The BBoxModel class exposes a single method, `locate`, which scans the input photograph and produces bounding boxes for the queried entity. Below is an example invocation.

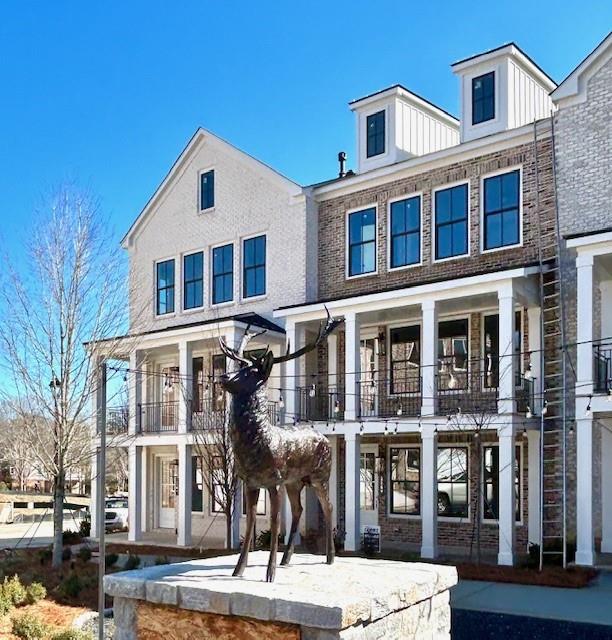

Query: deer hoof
[280,552,292,566]
[266,566,276,582]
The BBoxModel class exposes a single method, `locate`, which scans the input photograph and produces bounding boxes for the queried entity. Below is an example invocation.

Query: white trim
[480,165,524,254]
[386,442,422,520]
[346,203,379,280]
[432,180,471,264]
[197,166,216,214]
[387,192,423,272]
[154,255,178,319]
[240,231,268,302]
[210,240,235,307]
[566,231,612,251]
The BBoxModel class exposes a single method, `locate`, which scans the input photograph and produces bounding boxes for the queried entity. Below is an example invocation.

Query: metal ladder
[533,116,568,568]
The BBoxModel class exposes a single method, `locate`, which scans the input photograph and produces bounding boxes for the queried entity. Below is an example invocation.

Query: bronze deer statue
[218,310,343,582]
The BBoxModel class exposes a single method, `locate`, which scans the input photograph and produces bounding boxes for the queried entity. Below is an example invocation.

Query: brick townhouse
[91,34,611,567]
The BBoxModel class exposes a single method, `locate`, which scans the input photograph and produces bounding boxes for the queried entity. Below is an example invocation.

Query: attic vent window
[472,71,495,125]
[366,110,385,158]
[200,169,215,210]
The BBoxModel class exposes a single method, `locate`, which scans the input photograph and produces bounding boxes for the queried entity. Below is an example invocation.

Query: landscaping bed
[455,562,598,588]
[105,542,234,559]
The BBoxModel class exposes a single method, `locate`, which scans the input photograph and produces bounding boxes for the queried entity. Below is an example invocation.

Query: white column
[328,333,338,417]
[129,350,143,435]
[284,322,304,424]
[141,447,148,534]
[344,312,361,422]
[344,430,361,551]
[498,426,516,565]
[90,445,98,539]
[178,341,193,434]
[329,435,338,530]
[230,480,242,549]
[576,417,594,565]
[127,445,142,542]
[526,430,541,548]
[177,443,192,547]
[527,307,542,414]
[576,255,595,390]
[498,285,516,415]
[421,300,438,417]
[601,425,612,553]
[421,427,438,558]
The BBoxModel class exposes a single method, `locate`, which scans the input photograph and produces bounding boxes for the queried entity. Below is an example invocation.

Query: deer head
[218,308,343,396]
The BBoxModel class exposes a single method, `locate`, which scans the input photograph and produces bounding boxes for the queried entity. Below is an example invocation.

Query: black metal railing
[516,376,536,415]
[138,401,179,433]
[594,344,612,393]
[191,396,280,430]
[436,363,498,414]
[358,376,421,419]
[104,407,128,435]
[296,386,344,422]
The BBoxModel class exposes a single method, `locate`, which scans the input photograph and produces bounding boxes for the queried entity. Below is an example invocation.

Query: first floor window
[243,235,266,298]
[483,169,520,250]
[390,448,420,515]
[435,184,468,260]
[360,451,376,511]
[437,447,468,518]
[348,207,376,276]
[390,326,420,394]
[212,243,233,304]
[390,195,421,268]
[191,457,203,512]
[156,259,175,315]
[183,251,203,310]
[483,445,521,521]
[200,169,214,210]
[210,455,224,513]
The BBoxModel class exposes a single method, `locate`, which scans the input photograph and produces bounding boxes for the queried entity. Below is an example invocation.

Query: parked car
[105,497,128,532]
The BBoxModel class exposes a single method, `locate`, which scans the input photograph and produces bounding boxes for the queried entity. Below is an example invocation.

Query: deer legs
[266,486,281,582]
[233,487,259,577]
[280,483,303,566]
[313,482,335,565]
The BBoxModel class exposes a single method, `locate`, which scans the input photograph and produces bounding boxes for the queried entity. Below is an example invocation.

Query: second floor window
[472,71,495,125]
[435,184,468,260]
[156,259,175,315]
[390,195,421,268]
[183,251,203,310]
[243,235,266,298]
[366,110,385,158]
[212,243,233,304]
[200,169,215,210]
[483,169,520,250]
[348,208,376,277]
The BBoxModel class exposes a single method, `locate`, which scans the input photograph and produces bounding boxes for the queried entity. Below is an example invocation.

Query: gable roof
[121,127,302,248]
[551,32,612,104]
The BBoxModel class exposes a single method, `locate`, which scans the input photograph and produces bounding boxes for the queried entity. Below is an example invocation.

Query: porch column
[127,444,143,542]
[344,429,361,551]
[498,285,516,415]
[421,300,438,417]
[344,312,361,422]
[576,254,595,390]
[230,480,242,549]
[128,350,144,435]
[177,443,192,547]
[329,435,338,530]
[90,444,99,539]
[526,429,541,548]
[328,333,338,418]
[498,425,516,565]
[284,322,304,424]
[601,425,612,553]
[527,307,542,414]
[141,447,148,534]
[178,340,193,434]
[421,427,438,558]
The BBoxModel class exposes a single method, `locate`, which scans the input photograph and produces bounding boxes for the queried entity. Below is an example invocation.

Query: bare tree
[0,183,136,567]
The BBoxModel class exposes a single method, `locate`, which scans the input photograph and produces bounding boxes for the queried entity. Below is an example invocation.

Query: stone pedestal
[105,551,457,639]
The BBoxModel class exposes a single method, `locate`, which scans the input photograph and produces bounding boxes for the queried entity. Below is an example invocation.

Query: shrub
[3,575,27,606]
[79,518,91,538]
[124,554,140,570]
[0,481,8,491]
[61,547,72,562]
[77,547,92,562]
[37,548,52,565]
[255,529,283,550]
[50,629,93,640]
[58,574,82,599]
[62,530,81,545]
[105,553,118,567]
[11,613,48,640]
[0,588,13,616]
[25,582,46,604]
[154,556,169,566]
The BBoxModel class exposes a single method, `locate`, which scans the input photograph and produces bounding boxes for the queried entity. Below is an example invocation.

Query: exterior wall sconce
[378,329,386,356]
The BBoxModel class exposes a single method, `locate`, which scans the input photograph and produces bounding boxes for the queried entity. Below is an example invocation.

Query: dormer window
[200,169,215,210]
[366,110,385,158]
[472,72,495,125]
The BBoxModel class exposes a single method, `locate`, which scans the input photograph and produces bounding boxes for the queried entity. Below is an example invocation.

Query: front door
[360,444,378,528]
[158,456,178,529]
[360,337,378,417]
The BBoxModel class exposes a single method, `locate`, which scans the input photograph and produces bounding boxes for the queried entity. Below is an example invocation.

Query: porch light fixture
[542,400,548,416]
[395,422,399,434]
[383,423,388,437]
[217,390,224,402]
[448,372,458,390]
[278,393,284,409]
[585,395,592,417]
[396,405,403,416]
[378,329,386,356]
[569,423,575,435]
[334,400,340,414]
[525,406,533,419]
[524,356,533,380]
[309,383,316,398]
[360,422,364,433]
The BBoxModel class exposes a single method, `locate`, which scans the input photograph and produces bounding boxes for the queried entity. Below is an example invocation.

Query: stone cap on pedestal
[104,552,457,632]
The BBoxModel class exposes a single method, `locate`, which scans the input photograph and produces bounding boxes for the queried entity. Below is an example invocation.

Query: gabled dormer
[349,85,460,174]
[452,43,557,143]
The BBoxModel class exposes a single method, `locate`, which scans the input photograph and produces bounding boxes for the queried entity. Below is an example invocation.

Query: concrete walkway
[451,572,612,627]
[0,515,84,549]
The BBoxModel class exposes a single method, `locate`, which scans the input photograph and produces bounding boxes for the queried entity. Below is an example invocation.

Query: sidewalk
[451,572,612,627]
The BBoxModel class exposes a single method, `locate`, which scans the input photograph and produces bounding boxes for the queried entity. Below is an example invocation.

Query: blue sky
[0,1,610,254]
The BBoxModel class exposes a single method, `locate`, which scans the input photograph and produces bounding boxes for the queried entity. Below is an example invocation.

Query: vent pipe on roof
[338,151,347,178]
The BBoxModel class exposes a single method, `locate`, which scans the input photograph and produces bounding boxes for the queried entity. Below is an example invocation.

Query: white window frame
[198,166,216,213]
[480,165,523,254]
[432,180,471,264]
[181,249,206,314]
[346,203,378,280]
[210,240,235,308]
[387,191,423,272]
[240,231,268,302]
[386,443,422,520]
[154,255,178,318]
[481,441,524,526]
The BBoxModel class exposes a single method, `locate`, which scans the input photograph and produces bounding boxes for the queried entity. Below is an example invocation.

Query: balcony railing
[296,386,344,422]
[358,376,421,419]
[594,344,612,393]
[138,401,179,433]
[104,407,129,435]
[516,376,536,415]
[191,397,280,430]
[436,363,498,414]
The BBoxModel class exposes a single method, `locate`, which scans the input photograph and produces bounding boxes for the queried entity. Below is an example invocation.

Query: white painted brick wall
[127,133,315,333]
